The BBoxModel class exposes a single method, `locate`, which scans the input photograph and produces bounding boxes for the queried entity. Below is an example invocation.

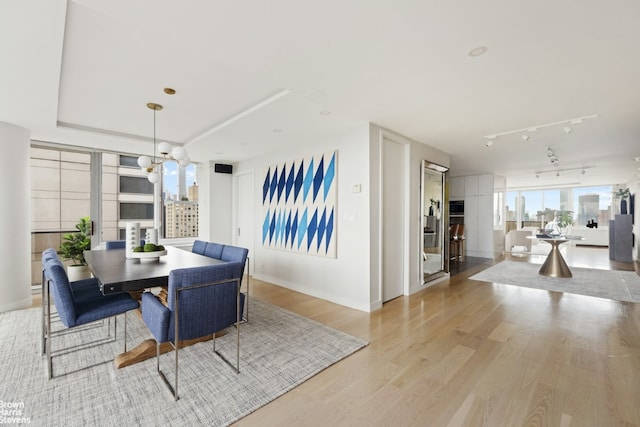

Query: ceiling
[3,0,640,189]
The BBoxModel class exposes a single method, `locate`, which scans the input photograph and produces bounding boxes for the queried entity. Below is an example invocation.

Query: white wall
[236,124,372,311]
[0,122,32,312]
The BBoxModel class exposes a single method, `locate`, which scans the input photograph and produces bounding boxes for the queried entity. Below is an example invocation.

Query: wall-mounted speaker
[214,163,233,174]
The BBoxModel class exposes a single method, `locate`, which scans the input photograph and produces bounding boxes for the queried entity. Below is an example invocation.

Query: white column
[0,122,32,312]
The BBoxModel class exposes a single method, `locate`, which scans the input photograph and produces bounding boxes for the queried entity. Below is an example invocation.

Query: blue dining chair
[105,240,144,250]
[203,242,224,259]
[191,239,207,255]
[220,245,250,321]
[40,249,104,355]
[44,257,140,379]
[141,263,244,400]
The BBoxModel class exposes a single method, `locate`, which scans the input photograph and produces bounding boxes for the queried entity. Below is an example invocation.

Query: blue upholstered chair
[141,263,245,400]
[40,249,104,355]
[191,239,208,255]
[105,240,144,250]
[220,245,250,321]
[203,242,224,259]
[43,256,139,379]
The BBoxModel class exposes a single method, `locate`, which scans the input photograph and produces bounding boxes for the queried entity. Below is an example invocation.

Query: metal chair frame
[156,277,241,401]
[44,276,130,379]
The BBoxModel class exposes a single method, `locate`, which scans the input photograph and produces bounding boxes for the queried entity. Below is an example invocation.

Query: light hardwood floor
[235,247,640,427]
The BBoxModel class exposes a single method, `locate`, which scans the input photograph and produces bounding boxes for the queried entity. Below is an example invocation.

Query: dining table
[84,245,226,295]
[84,245,228,368]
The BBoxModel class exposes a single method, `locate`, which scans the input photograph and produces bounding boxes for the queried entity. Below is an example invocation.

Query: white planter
[67,265,92,282]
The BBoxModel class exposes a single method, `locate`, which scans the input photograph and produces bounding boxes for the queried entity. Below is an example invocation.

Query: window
[31,145,200,287]
[30,146,92,285]
[572,186,612,227]
[161,161,199,238]
[119,176,154,194]
[505,185,613,232]
[120,202,154,220]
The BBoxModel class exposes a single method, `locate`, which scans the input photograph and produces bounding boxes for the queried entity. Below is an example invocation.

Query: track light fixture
[483,114,597,147]
[546,146,559,167]
[534,165,595,178]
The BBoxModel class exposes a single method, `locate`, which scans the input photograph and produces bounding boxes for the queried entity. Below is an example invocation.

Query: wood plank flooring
[235,247,640,426]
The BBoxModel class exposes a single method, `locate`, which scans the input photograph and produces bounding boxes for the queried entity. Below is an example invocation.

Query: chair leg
[244,258,250,322]
[123,312,127,353]
[156,340,178,400]
[41,270,46,355]
[46,281,52,380]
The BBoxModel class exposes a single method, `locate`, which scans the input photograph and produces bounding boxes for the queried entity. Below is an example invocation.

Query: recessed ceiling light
[563,126,572,134]
[164,88,176,95]
[468,46,488,57]
[521,135,530,141]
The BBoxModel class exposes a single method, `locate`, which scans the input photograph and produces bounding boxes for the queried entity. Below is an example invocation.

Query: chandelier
[137,102,190,184]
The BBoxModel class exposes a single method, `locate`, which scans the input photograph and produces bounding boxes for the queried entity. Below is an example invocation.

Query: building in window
[164,200,199,238]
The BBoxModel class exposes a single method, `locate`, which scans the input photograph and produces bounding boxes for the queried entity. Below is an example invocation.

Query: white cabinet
[464,195,479,252]
[464,175,478,197]
[450,177,465,200]
[477,195,494,251]
[478,174,494,195]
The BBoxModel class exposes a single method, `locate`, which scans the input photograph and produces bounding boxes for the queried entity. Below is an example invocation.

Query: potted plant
[613,187,631,214]
[556,211,574,236]
[58,216,92,281]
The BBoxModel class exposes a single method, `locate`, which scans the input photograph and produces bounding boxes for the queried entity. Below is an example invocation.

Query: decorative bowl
[130,250,167,262]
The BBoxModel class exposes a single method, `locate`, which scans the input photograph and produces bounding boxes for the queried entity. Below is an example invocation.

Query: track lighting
[482,114,597,147]
[534,166,594,178]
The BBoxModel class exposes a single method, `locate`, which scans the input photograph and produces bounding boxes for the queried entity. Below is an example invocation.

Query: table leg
[539,241,572,278]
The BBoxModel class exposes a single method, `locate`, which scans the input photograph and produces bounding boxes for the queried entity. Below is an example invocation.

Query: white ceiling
[3,0,640,189]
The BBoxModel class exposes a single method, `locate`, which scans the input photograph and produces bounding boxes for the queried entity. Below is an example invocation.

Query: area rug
[0,298,367,426]
[470,261,640,303]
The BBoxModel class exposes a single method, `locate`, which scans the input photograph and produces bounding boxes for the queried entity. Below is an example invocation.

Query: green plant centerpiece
[58,216,91,266]
[131,242,166,263]
[555,211,574,236]
[133,243,165,253]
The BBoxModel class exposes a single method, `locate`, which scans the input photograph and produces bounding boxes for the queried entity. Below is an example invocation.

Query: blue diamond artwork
[262,150,337,257]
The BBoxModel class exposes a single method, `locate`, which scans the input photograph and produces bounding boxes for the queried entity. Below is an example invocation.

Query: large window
[30,146,91,285]
[506,185,612,232]
[572,186,612,227]
[31,145,199,286]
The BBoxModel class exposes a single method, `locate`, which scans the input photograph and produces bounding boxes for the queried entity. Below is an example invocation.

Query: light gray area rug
[470,261,640,303]
[0,299,367,426]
